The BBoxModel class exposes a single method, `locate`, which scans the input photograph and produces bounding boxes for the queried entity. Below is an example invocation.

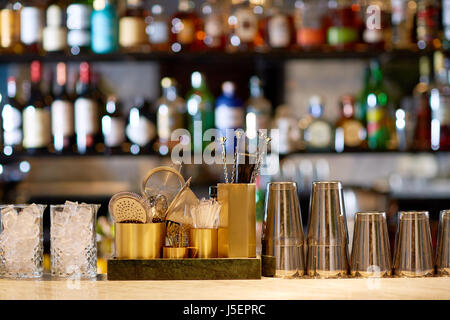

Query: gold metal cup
[163,247,189,259]
[217,183,256,258]
[189,228,218,258]
[350,212,392,278]
[114,222,165,259]
[436,210,450,276]
[393,211,434,277]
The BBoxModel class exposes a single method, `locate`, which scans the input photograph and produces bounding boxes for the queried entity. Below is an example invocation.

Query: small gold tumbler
[163,247,189,259]
[393,211,434,277]
[115,222,165,259]
[436,210,450,276]
[306,181,349,278]
[190,228,218,258]
[217,183,256,258]
[350,212,392,277]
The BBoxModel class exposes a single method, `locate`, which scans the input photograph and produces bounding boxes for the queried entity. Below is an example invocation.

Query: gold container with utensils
[114,222,165,259]
[306,181,349,278]
[393,211,434,277]
[189,228,218,258]
[350,212,392,278]
[217,183,256,258]
[436,210,450,276]
[163,247,189,259]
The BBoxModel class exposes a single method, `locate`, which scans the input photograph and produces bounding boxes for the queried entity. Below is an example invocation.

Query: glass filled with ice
[0,204,46,278]
[50,202,100,279]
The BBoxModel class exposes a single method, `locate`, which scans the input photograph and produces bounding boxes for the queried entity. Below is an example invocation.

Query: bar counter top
[0,276,449,300]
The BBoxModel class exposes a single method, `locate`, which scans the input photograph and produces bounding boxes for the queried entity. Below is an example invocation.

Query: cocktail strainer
[108,192,148,223]
[141,166,185,205]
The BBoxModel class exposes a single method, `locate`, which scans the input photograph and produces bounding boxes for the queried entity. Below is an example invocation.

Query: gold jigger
[190,228,218,258]
[217,183,256,258]
[436,210,450,276]
[350,212,392,278]
[163,247,189,259]
[393,211,434,277]
[306,181,349,278]
[115,222,165,259]
[262,182,305,278]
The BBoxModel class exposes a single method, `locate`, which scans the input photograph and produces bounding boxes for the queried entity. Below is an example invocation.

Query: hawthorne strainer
[141,166,185,205]
[108,192,148,223]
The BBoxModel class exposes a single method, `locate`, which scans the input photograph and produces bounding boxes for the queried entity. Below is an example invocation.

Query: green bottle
[356,66,372,125]
[186,71,215,153]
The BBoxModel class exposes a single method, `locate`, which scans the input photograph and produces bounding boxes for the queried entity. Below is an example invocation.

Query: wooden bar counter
[0,276,449,300]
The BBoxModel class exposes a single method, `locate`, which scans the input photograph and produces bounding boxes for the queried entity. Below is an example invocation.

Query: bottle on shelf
[74,62,100,154]
[335,95,366,152]
[356,66,372,125]
[201,0,227,50]
[327,0,359,49]
[0,2,23,54]
[119,0,149,52]
[1,76,23,155]
[361,0,391,50]
[126,96,157,155]
[294,0,327,49]
[444,0,450,49]
[91,0,119,54]
[170,0,204,52]
[416,0,440,50]
[303,95,334,151]
[43,1,68,53]
[245,76,272,142]
[51,62,74,154]
[215,81,244,133]
[273,104,300,154]
[146,1,170,51]
[67,0,93,55]
[156,77,186,155]
[391,0,416,49]
[102,95,126,154]
[186,71,214,154]
[412,55,432,150]
[20,1,45,54]
[429,52,450,151]
[265,0,296,49]
[23,61,51,153]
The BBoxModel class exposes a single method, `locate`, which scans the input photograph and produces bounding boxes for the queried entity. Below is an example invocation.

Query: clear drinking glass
[50,203,100,279]
[0,204,46,278]
[436,210,450,276]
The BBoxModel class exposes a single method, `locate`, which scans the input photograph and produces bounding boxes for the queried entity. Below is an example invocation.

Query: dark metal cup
[436,210,450,276]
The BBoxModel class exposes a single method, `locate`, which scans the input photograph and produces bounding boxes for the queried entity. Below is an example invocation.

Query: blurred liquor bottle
[429,51,450,150]
[201,0,227,50]
[146,1,170,51]
[327,0,359,49]
[443,0,450,49]
[303,95,334,151]
[91,0,119,54]
[119,0,149,52]
[356,66,371,125]
[413,55,432,150]
[265,0,296,49]
[0,2,23,54]
[362,0,392,50]
[416,0,440,49]
[273,104,300,154]
[391,0,416,49]
[102,95,126,155]
[20,1,45,54]
[186,72,215,154]
[245,76,272,143]
[51,62,74,154]
[156,77,187,155]
[1,76,23,155]
[67,0,93,55]
[295,0,327,49]
[23,61,51,153]
[126,97,157,155]
[170,0,204,52]
[335,95,367,151]
[43,1,68,53]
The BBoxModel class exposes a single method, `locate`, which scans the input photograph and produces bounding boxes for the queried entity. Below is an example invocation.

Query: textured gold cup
[163,247,189,259]
[393,211,434,277]
[217,183,256,258]
[189,228,218,258]
[436,210,450,276]
[262,182,305,278]
[350,212,392,278]
[306,181,349,278]
[114,222,165,259]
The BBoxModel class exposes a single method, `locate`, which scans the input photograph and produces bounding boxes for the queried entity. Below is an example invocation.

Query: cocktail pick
[219,136,228,183]
[250,132,271,183]
[231,130,244,183]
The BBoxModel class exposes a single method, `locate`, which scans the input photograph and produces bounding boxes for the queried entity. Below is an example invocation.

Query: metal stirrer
[250,132,271,183]
[219,136,228,183]
[231,130,244,183]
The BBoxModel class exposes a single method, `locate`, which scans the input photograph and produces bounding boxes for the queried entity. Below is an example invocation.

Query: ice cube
[1,206,18,230]
[74,204,93,226]
[19,205,39,228]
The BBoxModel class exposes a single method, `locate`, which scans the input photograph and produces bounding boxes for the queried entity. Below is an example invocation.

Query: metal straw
[219,136,228,183]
